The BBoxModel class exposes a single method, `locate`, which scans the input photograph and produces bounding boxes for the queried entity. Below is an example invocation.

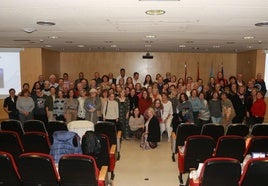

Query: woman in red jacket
[138,89,152,116]
[250,91,266,124]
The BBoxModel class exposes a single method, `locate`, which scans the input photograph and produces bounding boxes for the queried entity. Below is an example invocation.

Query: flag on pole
[196,62,200,81]
[221,62,224,78]
[210,62,214,78]
[184,62,187,83]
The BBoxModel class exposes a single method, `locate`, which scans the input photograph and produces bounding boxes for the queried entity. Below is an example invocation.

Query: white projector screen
[0,48,22,98]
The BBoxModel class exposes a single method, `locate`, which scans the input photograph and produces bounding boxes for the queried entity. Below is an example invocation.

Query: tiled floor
[111,136,181,186]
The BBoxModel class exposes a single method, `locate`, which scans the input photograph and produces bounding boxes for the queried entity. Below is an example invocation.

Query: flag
[196,62,200,81]
[210,62,214,78]
[221,62,224,78]
[184,62,187,83]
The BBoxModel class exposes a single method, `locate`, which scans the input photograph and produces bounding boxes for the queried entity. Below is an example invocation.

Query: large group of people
[3,68,267,150]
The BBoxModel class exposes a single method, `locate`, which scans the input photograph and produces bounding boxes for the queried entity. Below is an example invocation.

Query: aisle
[112,137,179,186]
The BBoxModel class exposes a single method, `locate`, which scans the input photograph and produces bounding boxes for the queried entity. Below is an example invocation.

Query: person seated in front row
[140,107,160,150]
[129,107,145,140]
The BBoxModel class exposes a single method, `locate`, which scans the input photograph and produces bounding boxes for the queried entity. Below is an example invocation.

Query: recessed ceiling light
[145,10,165,15]
[186,40,194,44]
[255,21,268,27]
[213,45,221,48]
[39,39,44,42]
[45,45,52,48]
[77,45,85,48]
[36,21,56,26]
[179,45,186,48]
[140,0,180,1]
[146,35,156,39]
[243,36,255,40]
[48,36,58,39]
[247,45,253,49]
[23,28,37,33]
[111,44,117,48]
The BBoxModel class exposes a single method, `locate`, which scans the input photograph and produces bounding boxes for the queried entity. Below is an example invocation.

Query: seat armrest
[109,145,116,171]
[171,132,176,140]
[110,144,116,155]
[117,130,122,139]
[116,130,122,152]
[178,146,185,173]
[171,132,176,153]
[98,166,109,186]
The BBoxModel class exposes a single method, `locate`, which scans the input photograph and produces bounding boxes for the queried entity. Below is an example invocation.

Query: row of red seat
[177,134,268,184]
[0,119,122,181]
[0,151,108,186]
[171,123,268,162]
[188,157,268,186]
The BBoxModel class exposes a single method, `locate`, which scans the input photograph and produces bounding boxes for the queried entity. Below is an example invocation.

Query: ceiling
[1,0,268,53]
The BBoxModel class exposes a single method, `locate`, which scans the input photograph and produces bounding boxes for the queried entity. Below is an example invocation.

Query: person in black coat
[3,88,19,120]
[144,107,161,148]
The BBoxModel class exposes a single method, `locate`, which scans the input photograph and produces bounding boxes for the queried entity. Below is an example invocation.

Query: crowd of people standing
[3,68,267,149]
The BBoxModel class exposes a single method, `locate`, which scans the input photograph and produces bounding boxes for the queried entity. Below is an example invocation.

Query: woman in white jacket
[102,93,119,128]
[160,93,173,142]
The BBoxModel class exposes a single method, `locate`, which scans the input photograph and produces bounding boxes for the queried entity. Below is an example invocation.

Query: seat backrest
[59,154,99,186]
[0,131,24,161]
[67,120,94,139]
[1,119,24,139]
[184,135,215,171]
[200,157,241,186]
[23,120,47,133]
[0,151,21,186]
[46,121,68,135]
[245,136,268,155]
[240,157,268,186]
[18,153,59,186]
[251,124,268,136]
[95,121,117,147]
[201,123,224,142]
[226,124,249,137]
[22,132,51,154]
[46,121,68,143]
[176,123,200,147]
[214,135,246,162]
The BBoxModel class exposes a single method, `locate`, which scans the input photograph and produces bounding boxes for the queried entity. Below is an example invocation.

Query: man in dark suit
[108,72,116,84]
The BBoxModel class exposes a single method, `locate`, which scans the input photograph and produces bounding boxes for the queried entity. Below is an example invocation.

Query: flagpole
[184,62,187,84]
[196,61,200,81]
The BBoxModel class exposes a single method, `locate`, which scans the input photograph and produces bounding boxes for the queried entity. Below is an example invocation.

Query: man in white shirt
[133,72,141,86]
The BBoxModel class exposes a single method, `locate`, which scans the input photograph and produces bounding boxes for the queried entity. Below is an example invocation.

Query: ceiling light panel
[145,10,165,15]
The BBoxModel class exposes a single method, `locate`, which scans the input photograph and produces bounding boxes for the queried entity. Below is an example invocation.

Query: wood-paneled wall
[42,49,60,79]
[237,49,266,83]
[60,52,237,84]
[20,48,42,89]
[0,48,266,121]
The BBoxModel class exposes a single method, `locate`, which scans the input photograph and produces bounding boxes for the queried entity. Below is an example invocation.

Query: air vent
[13,39,31,42]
